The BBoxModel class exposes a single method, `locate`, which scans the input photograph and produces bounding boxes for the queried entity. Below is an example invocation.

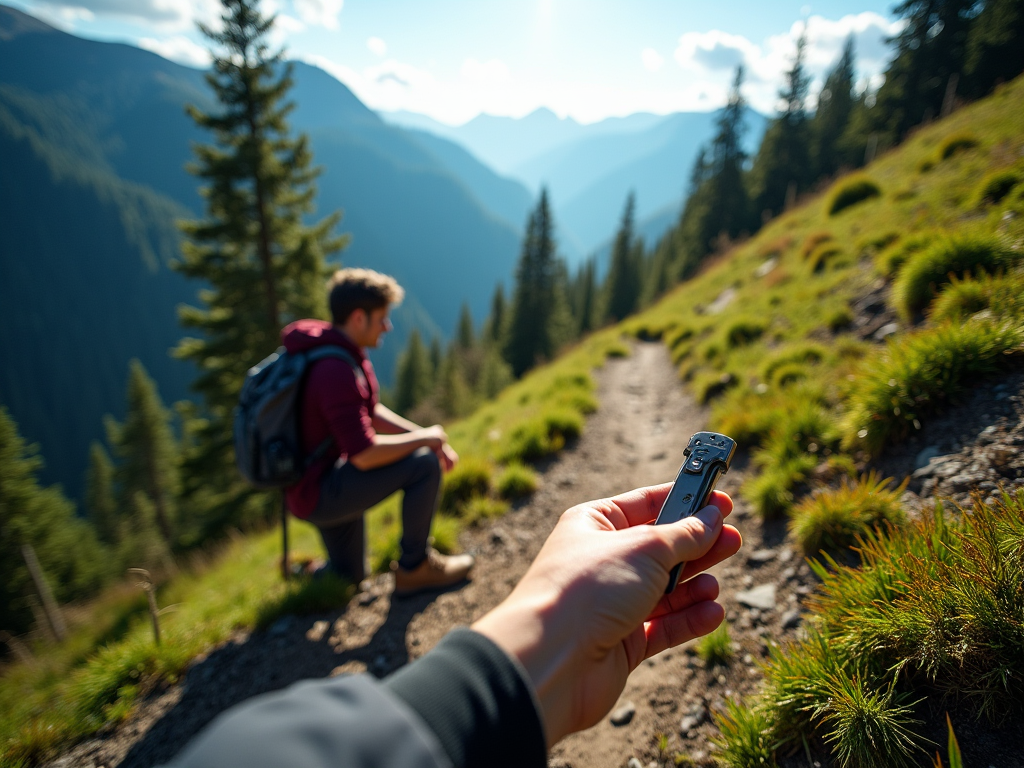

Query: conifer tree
[573,260,597,336]
[812,36,857,179]
[0,408,106,634]
[964,0,1024,97]
[504,189,569,377]
[605,192,641,323]
[174,0,345,527]
[394,329,432,414]
[429,336,443,380]
[749,32,812,220]
[485,285,507,345]
[85,442,120,546]
[106,360,180,546]
[456,303,475,350]
[434,349,472,418]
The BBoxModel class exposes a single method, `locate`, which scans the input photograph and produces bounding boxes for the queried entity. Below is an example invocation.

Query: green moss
[828,175,882,216]
[938,132,979,160]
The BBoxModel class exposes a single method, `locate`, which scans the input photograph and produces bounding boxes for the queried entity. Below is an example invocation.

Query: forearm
[348,430,432,470]
[372,404,421,434]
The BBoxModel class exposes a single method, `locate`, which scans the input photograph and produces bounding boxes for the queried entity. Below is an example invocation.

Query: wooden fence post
[21,544,66,642]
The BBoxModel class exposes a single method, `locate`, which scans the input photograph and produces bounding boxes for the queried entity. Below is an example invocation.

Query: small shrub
[761,343,826,383]
[827,306,854,332]
[605,340,630,358]
[938,132,978,160]
[665,324,695,350]
[769,362,807,387]
[440,456,493,513]
[893,232,1019,319]
[693,370,736,404]
[255,572,353,629]
[975,169,1020,206]
[496,462,538,499]
[842,318,1024,455]
[462,496,509,524]
[801,231,834,260]
[726,319,766,347]
[918,158,935,173]
[931,270,1024,323]
[696,622,733,665]
[712,701,777,768]
[807,243,844,273]
[745,456,816,519]
[790,473,907,556]
[857,230,900,256]
[761,400,839,466]
[876,232,934,278]
[828,175,882,216]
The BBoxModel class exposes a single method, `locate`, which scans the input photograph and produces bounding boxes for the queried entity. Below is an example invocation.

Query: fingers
[609,486,734,529]
[648,573,720,620]
[674,525,742,582]
[643,600,725,659]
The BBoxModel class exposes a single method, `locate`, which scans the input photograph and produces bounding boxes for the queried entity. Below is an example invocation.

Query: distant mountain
[0,4,526,500]
[384,106,767,260]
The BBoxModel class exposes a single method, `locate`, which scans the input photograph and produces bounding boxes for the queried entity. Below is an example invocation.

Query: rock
[779,547,794,563]
[755,257,778,277]
[781,566,797,581]
[305,620,330,642]
[707,287,736,315]
[914,446,941,469]
[746,548,776,565]
[873,322,899,340]
[742,574,754,588]
[357,591,378,607]
[680,715,701,735]
[268,616,293,636]
[610,701,636,726]
[491,528,510,546]
[627,758,644,768]
[736,584,776,611]
[781,609,802,629]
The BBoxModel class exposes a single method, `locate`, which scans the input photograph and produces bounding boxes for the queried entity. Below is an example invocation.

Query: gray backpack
[234,345,365,489]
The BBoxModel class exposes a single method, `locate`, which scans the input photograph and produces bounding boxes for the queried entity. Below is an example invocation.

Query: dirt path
[48,342,816,768]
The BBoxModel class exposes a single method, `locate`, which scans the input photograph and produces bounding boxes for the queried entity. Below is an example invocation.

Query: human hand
[420,425,448,451]
[471,485,740,747]
[438,442,459,472]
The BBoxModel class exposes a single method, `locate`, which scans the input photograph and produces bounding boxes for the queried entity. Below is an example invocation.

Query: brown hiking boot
[392,548,475,597]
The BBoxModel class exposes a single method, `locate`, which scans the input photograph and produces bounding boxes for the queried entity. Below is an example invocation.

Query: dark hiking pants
[306,447,441,582]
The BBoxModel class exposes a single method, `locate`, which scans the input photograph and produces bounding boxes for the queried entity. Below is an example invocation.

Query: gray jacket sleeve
[168,628,546,768]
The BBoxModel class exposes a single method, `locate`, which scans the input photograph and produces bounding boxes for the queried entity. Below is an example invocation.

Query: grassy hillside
[3,72,1022,768]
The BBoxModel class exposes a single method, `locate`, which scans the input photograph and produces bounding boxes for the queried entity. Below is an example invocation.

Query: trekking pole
[281,491,290,581]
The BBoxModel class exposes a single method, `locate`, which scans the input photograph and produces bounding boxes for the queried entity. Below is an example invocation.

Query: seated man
[284,268,474,594]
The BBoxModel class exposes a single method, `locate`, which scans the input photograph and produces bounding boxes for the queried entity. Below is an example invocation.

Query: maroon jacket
[282,319,379,519]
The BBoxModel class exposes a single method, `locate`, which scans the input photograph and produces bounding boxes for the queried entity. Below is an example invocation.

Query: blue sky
[12,0,902,123]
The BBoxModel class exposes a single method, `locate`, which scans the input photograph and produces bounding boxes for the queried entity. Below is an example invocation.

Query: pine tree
[573,260,597,336]
[174,0,346,528]
[0,408,107,635]
[394,329,432,414]
[504,189,569,377]
[485,285,507,345]
[749,32,812,220]
[456,303,475,350]
[105,360,180,546]
[812,36,857,179]
[85,442,120,546]
[429,336,443,380]
[605,192,641,322]
[434,348,472,418]
[964,0,1024,97]
[870,0,976,142]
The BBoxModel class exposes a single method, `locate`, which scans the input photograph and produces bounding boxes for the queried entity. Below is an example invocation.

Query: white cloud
[460,58,511,85]
[35,0,219,31]
[641,47,664,72]
[672,13,901,113]
[366,36,387,56]
[138,34,211,66]
[293,0,342,30]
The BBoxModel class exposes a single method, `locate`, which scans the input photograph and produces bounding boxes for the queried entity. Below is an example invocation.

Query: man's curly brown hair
[327,268,405,324]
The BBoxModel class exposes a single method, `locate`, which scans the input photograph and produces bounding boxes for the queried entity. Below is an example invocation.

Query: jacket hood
[281,319,364,358]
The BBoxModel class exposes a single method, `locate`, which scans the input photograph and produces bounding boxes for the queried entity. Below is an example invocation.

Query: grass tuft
[439,456,493,513]
[790,473,907,556]
[711,701,777,768]
[725,319,766,348]
[975,169,1020,206]
[461,496,510,524]
[495,462,538,499]
[696,622,733,665]
[938,132,979,160]
[828,175,882,216]
[876,231,935,278]
[892,231,1019,319]
[841,318,1024,455]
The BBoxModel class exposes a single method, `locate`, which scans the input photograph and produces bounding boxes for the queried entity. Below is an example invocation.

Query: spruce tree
[394,329,432,414]
[456,303,475,350]
[85,442,120,546]
[749,32,812,220]
[812,36,857,179]
[174,0,345,528]
[964,0,1024,97]
[485,285,507,345]
[429,336,443,380]
[504,189,571,377]
[105,360,180,546]
[605,192,641,322]
[0,408,106,635]
[574,260,597,336]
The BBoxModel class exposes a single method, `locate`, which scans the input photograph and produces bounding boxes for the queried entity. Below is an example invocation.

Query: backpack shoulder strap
[304,345,367,388]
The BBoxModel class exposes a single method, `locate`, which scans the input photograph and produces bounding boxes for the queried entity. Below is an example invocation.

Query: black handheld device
[654,431,736,594]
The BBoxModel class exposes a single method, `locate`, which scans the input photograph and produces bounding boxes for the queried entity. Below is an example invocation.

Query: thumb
[649,504,723,569]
